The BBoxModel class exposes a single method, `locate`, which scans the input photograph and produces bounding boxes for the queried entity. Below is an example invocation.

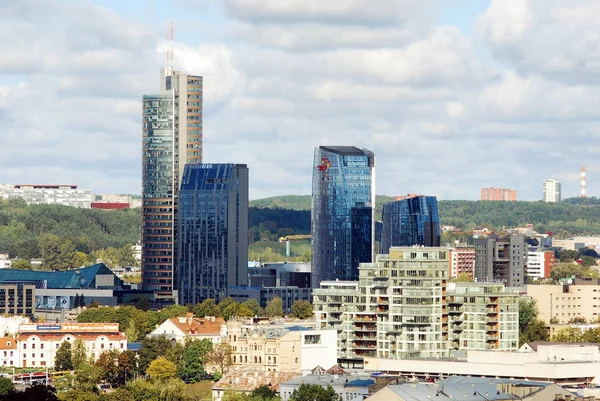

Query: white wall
[300,330,338,372]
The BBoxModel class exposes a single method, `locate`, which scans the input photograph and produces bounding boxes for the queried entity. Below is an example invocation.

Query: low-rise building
[16,322,127,368]
[0,184,95,208]
[212,368,297,401]
[148,314,226,344]
[0,338,17,367]
[227,321,337,373]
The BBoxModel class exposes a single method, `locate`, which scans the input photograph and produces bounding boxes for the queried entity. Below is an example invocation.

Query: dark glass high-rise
[380,195,440,254]
[177,164,249,305]
[311,146,375,287]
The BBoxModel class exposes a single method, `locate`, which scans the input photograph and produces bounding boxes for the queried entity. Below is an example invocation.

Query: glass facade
[177,164,249,305]
[311,146,375,287]
[142,94,177,298]
[380,195,440,253]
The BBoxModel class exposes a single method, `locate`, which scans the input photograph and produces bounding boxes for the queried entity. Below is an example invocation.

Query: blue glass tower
[380,195,441,254]
[177,164,249,304]
[311,146,375,287]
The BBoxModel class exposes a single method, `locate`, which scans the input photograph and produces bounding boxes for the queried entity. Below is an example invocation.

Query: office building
[313,248,519,366]
[0,184,94,208]
[480,187,517,201]
[448,246,475,278]
[0,282,35,317]
[311,146,375,287]
[543,178,562,203]
[177,164,248,305]
[474,235,527,287]
[380,194,440,253]
[526,249,556,280]
[141,69,203,302]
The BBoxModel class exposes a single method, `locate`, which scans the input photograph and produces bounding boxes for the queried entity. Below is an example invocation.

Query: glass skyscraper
[311,146,375,287]
[380,195,441,254]
[177,164,249,305]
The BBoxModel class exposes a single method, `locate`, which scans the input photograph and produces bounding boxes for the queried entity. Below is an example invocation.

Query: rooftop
[213,368,298,392]
[0,263,122,289]
[169,314,225,335]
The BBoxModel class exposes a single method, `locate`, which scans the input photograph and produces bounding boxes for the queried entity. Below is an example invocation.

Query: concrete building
[367,376,573,401]
[228,286,312,313]
[311,146,375,287]
[474,235,527,287]
[480,188,517,201]
[177,164,249,304]
[0,252,10,269]
[279,367,374,401]
[0,281,35,317]
[527,278,600,324]
[0,184,94,208]
[148,314,226,344]
[448,246,475,278]
[227,321,337,374]
[16,322,127,368]
[526,250,556,280]
[247,262,311,288]
[313,247,519,367]
[544,179,562,203]
[141,69,203,302]
[364,342,600,385]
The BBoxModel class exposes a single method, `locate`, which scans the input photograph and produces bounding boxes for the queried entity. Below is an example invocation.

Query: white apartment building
[16,323,127,368]
[313,247,519,366]
[543,179,561,203]
[0,184,95,208]
[526,250,556,280]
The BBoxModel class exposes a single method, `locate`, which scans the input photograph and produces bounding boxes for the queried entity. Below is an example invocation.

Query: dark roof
[287,326,311,331]
[345,379,375,387]
[320,146,366,156]
[0,263,121,289]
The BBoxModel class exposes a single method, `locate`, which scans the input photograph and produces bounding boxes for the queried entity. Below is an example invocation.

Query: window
[40,344,44,349]
[304,335,321,345]
[23,344,26,349]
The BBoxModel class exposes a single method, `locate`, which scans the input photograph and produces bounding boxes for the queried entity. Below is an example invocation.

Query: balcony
[487,335,498,341]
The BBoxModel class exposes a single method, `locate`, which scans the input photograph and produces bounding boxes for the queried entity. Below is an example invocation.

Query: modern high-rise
[480,187,517,201]
[177,164,248,305]
[311,146,375,287]
[543,178,561,203]
[141,70,203,302]
[474,235,527,287]
[380,194,440,253]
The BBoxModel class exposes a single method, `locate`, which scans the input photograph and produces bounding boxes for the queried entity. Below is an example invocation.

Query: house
[0,338,17,367]
[212,368,298,401]
[148,314,226,344]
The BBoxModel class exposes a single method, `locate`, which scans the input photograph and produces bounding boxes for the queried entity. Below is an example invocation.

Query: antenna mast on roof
[166,20,174,77]
[581,166,587,198]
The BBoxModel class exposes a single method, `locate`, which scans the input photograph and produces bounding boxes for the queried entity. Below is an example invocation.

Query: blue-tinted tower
[177,164,249,304]
[311,146,375,287]
[380,195,440,254]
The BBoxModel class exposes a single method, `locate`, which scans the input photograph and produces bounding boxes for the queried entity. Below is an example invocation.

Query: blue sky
[1,0,599,201]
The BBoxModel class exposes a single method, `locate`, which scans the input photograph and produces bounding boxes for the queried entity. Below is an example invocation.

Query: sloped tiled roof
[213,368,298,392]
[170,315,225,335]
[0,338,17,349]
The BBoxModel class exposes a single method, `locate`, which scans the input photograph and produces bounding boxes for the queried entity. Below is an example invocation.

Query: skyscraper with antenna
[141,21,204,303]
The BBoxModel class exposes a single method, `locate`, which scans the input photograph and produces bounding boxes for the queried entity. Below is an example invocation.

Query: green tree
[289,384,341,401]
[9,383,59,401]
[73,251,89,268]
[290,300,312,319]
[560,249,580,262]
[161,304,189,318]
[454,273,473,282]
[552,327,583,342]
[219,298,239,320]
[265,297,284,318]
[95,350,121,385]
[10,259,31,270]
[519,298,549,346]
[177,339,213,383]
[244,298,261,317]
[147,357,177,381]
[0,377,14,397]
[56,340,74,371]
[71,339,87,370]
[252,385,279,400]
[520,319,549,345]
[581,255,597,268]
[193,298,221,318]
[208,342,232,374]
[236,304,255,318]
[138,336,172,373]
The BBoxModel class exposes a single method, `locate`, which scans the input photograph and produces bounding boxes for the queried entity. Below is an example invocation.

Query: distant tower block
[581,166,587,198]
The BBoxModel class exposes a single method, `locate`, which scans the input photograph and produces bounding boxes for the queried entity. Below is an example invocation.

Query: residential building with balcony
[448,246,475,278]
[480,187,517,201]
[526,250,556,280]
[474,235,527,287]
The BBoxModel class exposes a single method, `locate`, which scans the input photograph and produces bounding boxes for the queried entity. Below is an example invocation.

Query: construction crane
[278,234,312,257]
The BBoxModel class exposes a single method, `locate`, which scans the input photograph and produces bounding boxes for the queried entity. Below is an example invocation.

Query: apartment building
[0,281,35,317]
[0,184,95,208]
[227,321,337,373]
[526,250,556,280]
[474,235,527,287]
[480,187,517,201]
[527,278,600,324]
[16,323,127,368]
[448,246,475,278]
[313,247,519,366]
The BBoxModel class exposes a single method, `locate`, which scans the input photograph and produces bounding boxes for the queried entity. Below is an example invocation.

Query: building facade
[313,248,519,366]
[311,146,375,287]
[0,184,94,208]
[0,282,35,317]
[543,179,562,203]
[480,187,517,201]
[148,314,226,344]
[177,164,248,304]
[229,286,312,313]
[526,250,556,280]
[448,246,475,278]
[380,195,440,253]
[474,235,527,287]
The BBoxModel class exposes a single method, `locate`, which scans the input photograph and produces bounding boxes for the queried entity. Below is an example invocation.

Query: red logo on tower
[318,158,332,171]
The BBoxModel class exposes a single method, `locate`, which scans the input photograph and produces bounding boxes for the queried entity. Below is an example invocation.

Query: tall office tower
[380,194,440,254]
[480,187,517,201]
[311,146,375,287]
[141,69,203,302]
[474,235,527,287]
[177,164,249,305]
[543,178,561,203]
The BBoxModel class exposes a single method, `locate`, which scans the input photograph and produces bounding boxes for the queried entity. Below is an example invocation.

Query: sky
[1,0,599,201]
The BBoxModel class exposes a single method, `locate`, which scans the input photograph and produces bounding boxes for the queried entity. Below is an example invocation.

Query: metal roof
[0,263,121,289]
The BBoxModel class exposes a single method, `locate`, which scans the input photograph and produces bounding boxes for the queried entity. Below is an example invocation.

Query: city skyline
[2,1,600,201]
